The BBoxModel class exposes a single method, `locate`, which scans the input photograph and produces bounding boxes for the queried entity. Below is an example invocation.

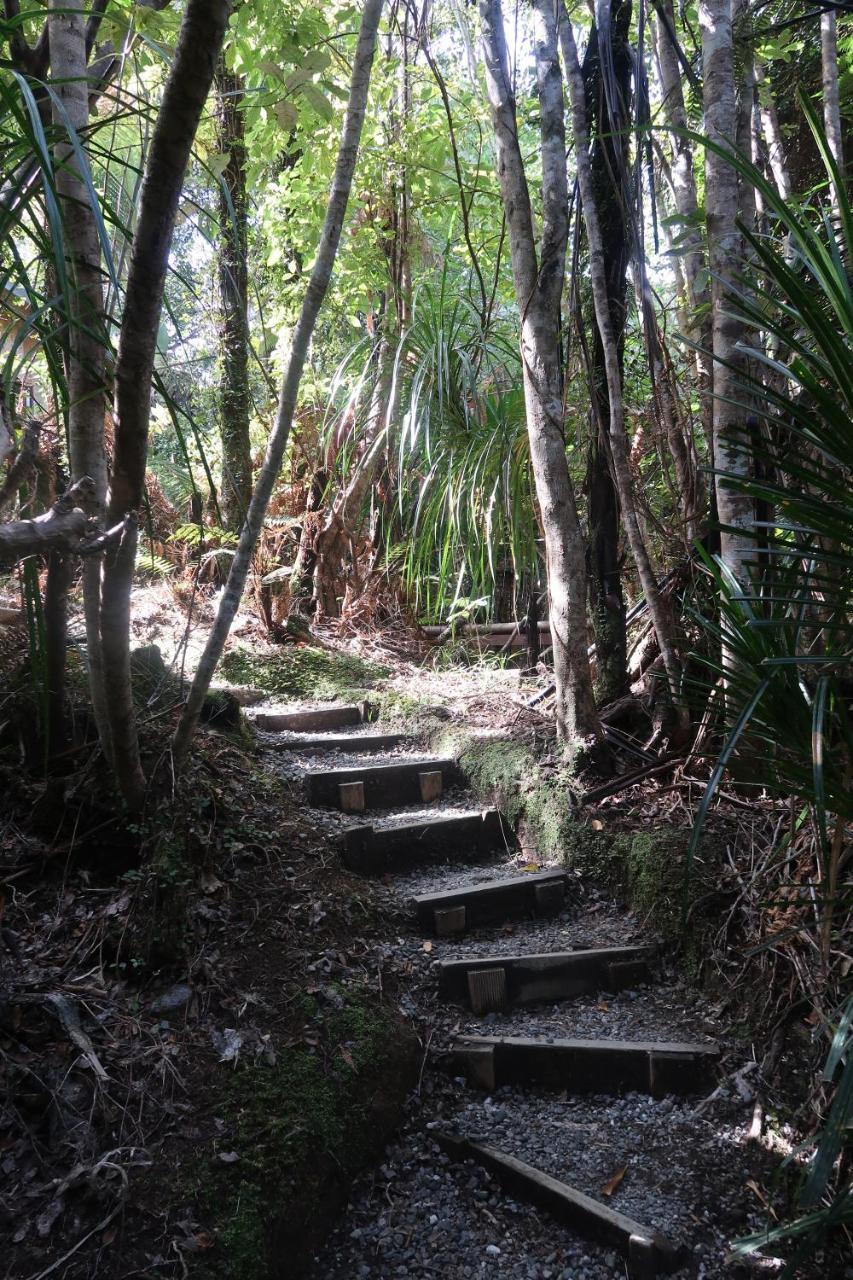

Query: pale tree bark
[48,0,111,759]
[699,0,753,581]
[101,0,232,809]
[755,59,791,201]
[172,0,385,766]
[651,0,714,460]
[479,0,599,743]
[821,10,845,225]
[214,60,253,531]
[560,7,685,717]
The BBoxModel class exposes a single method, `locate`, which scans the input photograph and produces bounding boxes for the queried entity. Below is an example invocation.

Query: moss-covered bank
[434,728,724,962]
[192,987,418,1279]
[220,644,389,702]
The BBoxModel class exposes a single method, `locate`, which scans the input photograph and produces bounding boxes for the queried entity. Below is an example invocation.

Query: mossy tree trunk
[582,13,630,706]
[214,61,253,533]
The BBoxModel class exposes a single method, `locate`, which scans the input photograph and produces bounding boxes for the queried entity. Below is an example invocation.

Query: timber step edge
[436,1134,683,1279]
[305,757,461,809]
[342,809,510,875]
[451,1034,719,1097]
[267,731,408,754]
[413,868,567,934]
[254,703,365,733]
[437,944,657,1010]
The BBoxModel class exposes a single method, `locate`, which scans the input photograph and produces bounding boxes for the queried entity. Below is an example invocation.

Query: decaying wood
[0,476,95,563]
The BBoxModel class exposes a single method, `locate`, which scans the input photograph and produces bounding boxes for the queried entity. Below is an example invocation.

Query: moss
[434,730,580,862]
[197,986,418,1279]
[220,644,388,702]
[435,727,722,960]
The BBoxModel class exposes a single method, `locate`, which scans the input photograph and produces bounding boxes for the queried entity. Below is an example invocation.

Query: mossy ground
[220,643,389,702]
[193,987,418,1279]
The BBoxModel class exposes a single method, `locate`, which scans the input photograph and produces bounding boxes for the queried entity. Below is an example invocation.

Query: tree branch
[0,477,96,564]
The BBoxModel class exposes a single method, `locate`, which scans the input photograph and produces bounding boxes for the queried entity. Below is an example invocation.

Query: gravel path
[258,706,785,1279]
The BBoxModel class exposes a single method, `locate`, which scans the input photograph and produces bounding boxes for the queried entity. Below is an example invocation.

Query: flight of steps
[255,701,720,1278]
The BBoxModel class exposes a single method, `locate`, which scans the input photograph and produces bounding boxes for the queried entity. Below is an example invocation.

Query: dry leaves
[600,1165,627,1197]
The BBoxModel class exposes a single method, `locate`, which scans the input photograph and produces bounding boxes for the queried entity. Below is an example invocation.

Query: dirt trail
[255,700,781,1280]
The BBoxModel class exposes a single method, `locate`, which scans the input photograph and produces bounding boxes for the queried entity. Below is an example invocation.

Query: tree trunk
[582,13,629,705]
[755,60,791,201]
[651,0,714,458]
[214,61,252,531]
[44,550,73,755]
[560,7,684,715]
[821,10,845,227]
[479,0,599,744]
[699,0,754,583]
[101,0,232,809]
[48,0,111,760]
[172,0,385,767]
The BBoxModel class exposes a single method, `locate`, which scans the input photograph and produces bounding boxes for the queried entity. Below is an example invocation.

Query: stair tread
[438,944,654,967]
[413,867,566,903]
[437,1133,681,1274]
[454,1033,718,1054]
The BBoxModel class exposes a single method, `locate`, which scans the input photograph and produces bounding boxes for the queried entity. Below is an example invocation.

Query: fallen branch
[0,476,96,564]
[579,756,683,806]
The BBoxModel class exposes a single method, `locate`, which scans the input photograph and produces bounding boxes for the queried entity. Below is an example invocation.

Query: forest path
[257,701,773,1280]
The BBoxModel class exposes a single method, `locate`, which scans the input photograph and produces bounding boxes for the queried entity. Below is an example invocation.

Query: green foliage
[327,267,536,621]
[689,104,853,1269]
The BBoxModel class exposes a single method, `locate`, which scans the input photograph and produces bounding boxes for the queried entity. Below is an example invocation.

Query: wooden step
[438,945,657,1010]
[254,704,363,732]
[342,810,509,875]
[437,1134,682,1279]
[452,1034,719,1097]
[267,731,408,754]
[306,758,460,810]
[413,868,568,935]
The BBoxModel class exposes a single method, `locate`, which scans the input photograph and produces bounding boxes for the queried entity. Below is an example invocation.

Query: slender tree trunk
[172,0,385,766]
[582,11,629,706]
[48,0,111,759]
[101,0,232,809]
[560,7,684,713]
[821,10,845,225]
[755,60,791,201]
[214,61,252,531]
[699,0,754,582]
[651,0,714,458]
[479,0,599,743]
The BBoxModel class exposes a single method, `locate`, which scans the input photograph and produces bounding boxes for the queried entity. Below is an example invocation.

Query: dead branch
[580,756,683,805]
[0,476,96,564]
